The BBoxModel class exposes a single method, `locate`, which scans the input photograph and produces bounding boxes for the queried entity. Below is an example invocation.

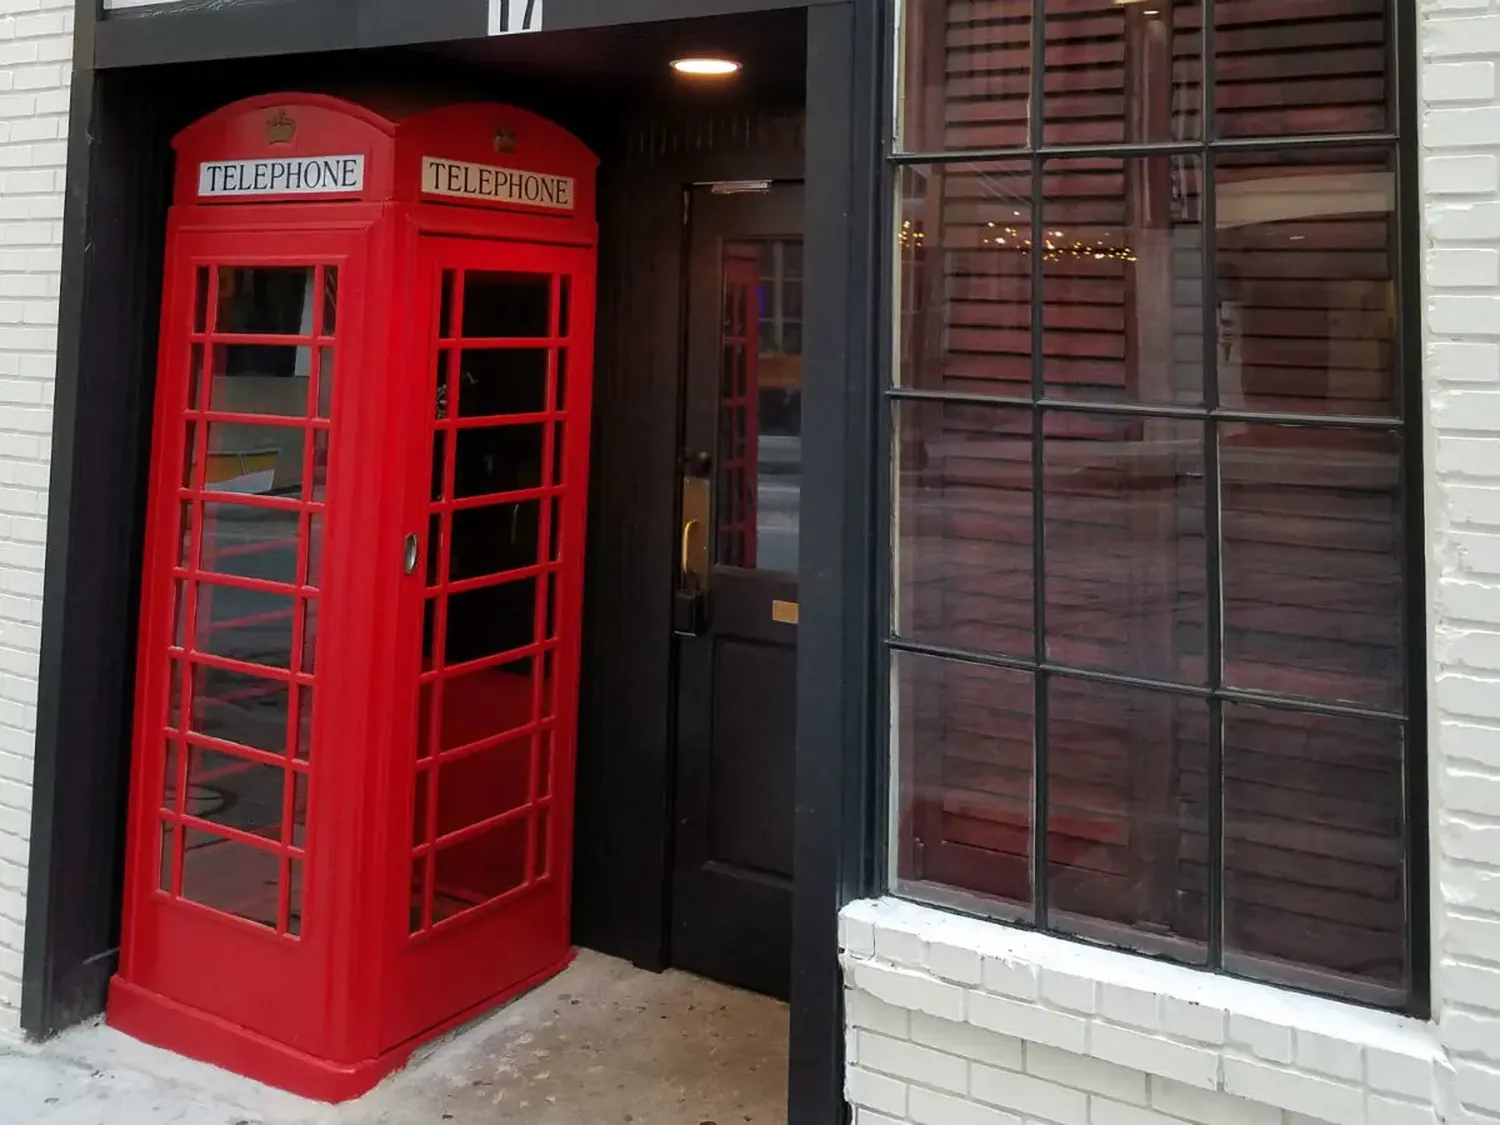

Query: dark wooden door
[672,183,804,999]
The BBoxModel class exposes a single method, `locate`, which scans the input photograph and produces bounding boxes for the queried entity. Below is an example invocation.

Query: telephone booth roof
[172,93,598,236]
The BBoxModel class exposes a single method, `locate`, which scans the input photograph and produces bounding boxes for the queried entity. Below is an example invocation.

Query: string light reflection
[898,218,1138,262]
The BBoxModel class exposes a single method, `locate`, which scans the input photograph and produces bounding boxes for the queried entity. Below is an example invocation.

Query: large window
[888,0,1419,1010]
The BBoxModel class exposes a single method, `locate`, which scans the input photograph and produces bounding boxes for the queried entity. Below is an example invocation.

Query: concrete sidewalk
[0,951,789,1125]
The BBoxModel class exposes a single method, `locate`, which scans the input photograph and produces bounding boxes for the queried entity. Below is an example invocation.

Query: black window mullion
[1201,144,1225,970]
[1029,0,1048,927]
[1203,0,1217,143]
[1029,151,1048,928]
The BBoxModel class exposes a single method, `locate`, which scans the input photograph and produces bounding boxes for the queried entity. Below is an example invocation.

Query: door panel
[672,184,803,1000]
[382,236,595,1048]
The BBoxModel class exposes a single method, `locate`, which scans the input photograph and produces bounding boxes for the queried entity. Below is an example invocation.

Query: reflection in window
[889,0,1413,1010]
[717,239,803,575]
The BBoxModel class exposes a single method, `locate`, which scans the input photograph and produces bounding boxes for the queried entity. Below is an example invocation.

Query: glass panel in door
[409,266,569,932]
[157,262,336,936]
[715,240,803,575]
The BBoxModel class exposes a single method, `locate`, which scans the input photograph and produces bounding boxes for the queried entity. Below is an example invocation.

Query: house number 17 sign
[489,0,543,35]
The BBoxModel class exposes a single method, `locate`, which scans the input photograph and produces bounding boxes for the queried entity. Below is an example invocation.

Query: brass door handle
[680,519,700,578]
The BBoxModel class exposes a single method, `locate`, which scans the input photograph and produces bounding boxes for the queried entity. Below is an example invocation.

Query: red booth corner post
[107,92,600,1101]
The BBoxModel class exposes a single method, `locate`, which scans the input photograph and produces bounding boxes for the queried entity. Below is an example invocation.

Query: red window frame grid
[156,259,341,940]
[408,265,571,937]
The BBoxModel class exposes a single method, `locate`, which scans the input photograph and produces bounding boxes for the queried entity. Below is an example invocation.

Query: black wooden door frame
[25,2,884,1123]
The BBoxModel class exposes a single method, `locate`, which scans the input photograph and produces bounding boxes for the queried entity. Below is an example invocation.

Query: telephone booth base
[107,951,577,1101]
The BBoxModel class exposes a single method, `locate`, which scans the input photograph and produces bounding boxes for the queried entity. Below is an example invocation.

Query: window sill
[840,897,1451,1125]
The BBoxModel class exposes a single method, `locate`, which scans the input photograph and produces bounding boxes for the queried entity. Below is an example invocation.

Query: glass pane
[193,267,210,333]
[435,657,536,752]
[537,731,554,798]
[300,599,319,675]
[461,271,552,338]
[894,400,1034,659]
[1215,149,1397,417]
[1042,155,1204,406]
[900,0,1033,152]
[181,829,279,929]
[192,582,295,669]
[1044,0,1202,145]
[167,659,185,731]
[216,266,316,336]
[294,684,313,762]
[207,344,312,417]
[454,425,544,499]
[894,650,1035,914]
[172,579,188,648]
[309,429,329,503]
[1220,424,1402,709]
[177,501,195,567]
[322,266,338,336]
[186,748,285,839]
[435,352,453,421]
[204,421,306,498]
[1215,0,1390,138]
[304,512,323,587]
[316,347,335,420]
[443,579,537,667]
[162,743,181,810]
[1046,678,1208,962]
[454,349,549,417]
[199,501,299,586]
[435,735,532,836]
[291,770,308,849]
[557,275,571,338]
[717,240,803,574]
[440,269,456,338]
[188,663,290,753]
[897,161,1033,398]
[158,820,177,892]
[542,648,559,720]
[182,422,199,489]
[1044,413,1206,682]
[287,859,304,936]
[1223,704,1406,999]
[433,816,530,923]
[413,768,432,844]
[450,500,541,583]
[188,343,204,410]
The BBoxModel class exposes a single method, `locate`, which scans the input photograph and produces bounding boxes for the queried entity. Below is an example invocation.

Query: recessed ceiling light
[671,57,742,77]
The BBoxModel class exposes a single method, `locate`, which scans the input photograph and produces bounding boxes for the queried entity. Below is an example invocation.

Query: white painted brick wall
[842,2,1500,1124]
[0,0,71,1036]
[1426,0,1500,1120]
[842,902,1451,1125]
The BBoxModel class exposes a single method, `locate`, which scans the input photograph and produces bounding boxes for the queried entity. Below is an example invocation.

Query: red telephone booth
[107,93,598,1100]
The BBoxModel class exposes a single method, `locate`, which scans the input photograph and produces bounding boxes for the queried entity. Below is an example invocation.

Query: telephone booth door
[381,235,595,1047]
[118,222,376,1056]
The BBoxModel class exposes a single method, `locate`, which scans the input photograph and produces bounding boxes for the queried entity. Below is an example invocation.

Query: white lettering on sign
[197,155,366,198]
[489,0,543,35]
[421,157,574,212]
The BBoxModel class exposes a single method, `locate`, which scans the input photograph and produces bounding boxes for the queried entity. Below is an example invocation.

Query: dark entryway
[27,0,881,1117]
[672,183,804,1000]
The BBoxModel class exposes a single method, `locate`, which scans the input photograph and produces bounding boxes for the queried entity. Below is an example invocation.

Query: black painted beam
[92,0,839,69]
